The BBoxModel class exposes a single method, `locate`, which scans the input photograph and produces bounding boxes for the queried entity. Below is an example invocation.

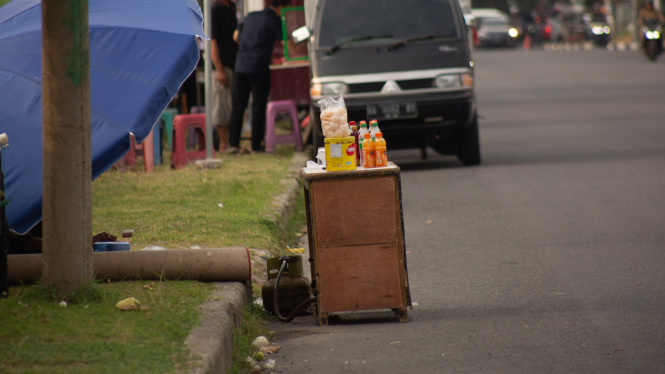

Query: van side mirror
[292,26,312,44]
[463,14,475,28]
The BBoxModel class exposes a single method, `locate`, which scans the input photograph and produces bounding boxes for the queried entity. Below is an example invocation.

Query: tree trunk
[41,0,93,296]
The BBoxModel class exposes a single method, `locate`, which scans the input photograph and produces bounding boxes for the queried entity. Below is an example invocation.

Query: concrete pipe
[8,247,251,284]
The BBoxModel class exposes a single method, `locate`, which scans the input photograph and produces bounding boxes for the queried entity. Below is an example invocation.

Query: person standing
[226,0,290,154]
[210,0,238,152]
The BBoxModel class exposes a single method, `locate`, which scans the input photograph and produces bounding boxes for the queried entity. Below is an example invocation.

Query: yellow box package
[324,137,357,172]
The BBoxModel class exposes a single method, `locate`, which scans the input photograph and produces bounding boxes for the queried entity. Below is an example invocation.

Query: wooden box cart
[301,164,412,325]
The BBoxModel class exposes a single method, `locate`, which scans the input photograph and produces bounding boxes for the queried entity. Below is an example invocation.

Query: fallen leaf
[144,281,155,291]
[390,341,401,345]
[425,220,432,224]
[296,233,305,238]
[637,283,642,285]
[259,346,282,354]
[300,227,308,233]
[406,251,411,254]
[139,305,150,311]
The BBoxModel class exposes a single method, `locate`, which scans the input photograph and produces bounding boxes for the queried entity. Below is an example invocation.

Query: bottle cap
[371,119,378,123]
[360,121,367,128]
[364,133,370,139]
[349,121,356,126]
[351,125,358,131]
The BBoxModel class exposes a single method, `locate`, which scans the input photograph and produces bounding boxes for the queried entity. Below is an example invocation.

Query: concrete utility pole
[204,0,214,160]
[41,0,93,295]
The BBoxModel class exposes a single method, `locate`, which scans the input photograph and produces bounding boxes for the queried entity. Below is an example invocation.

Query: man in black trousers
[226,0,290,154]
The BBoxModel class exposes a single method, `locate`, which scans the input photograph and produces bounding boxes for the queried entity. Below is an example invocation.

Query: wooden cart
[301,164,412,325]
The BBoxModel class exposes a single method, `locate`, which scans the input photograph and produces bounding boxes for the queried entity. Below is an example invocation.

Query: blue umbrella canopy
[0,0,206,233]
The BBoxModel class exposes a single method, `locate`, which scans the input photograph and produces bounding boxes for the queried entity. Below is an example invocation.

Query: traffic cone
[523,34,531,50]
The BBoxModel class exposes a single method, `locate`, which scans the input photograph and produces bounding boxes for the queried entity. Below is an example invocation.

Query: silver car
[473,11,519,47]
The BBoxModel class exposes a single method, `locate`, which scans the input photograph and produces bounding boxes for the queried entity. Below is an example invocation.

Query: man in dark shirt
[210,0,238,152]
[226,0,290,153]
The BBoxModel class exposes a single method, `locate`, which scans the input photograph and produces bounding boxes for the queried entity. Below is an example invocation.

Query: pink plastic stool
[188,106,204,149]
[265,100,303,153]
[171,114,211,169]
[120,131,155,173]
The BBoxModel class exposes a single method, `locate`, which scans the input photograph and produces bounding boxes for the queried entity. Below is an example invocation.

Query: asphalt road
[268,49,665,373]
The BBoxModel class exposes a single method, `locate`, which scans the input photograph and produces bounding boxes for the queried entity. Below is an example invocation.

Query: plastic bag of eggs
[320,106,350,138]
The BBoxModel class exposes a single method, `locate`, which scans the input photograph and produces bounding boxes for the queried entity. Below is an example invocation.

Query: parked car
[559,13,588,42]
[472,9,519,47]
[299,0,481,165]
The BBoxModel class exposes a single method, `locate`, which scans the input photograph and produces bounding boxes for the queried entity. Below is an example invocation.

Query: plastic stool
[171,114,212,169]
[265,100,303,153]
[188,106,204,149]
[160,108,178,150]
[124,130,155,173]
[153,121,162,166]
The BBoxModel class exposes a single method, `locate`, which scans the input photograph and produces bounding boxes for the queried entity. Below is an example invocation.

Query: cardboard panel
[318,244,403,313]
[311,176,397,248]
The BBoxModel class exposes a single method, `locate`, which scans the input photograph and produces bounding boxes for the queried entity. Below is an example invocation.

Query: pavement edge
[185,281,252,374]
[185,151,308,374]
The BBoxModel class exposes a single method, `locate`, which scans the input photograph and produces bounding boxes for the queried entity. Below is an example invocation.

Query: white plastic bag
[318,94,351,138]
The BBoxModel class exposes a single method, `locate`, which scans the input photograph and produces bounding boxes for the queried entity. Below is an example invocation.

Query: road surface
[268,49,665,374]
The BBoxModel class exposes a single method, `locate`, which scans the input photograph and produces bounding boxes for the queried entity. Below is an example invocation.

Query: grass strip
[3,147,306,373]
[92,149,295,251]
[0,280,214,374]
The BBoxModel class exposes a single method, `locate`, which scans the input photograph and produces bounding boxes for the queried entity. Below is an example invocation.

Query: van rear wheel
[456,114,481,166]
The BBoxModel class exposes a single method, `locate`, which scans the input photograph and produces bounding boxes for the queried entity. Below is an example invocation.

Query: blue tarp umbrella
[0,0,206,233]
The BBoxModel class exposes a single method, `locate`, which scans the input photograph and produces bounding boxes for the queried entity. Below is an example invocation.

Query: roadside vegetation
[1,148,307,374]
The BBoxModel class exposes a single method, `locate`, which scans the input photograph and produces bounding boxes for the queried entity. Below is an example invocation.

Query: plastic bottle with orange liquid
[362,133,375,168]
[375,132,388,167]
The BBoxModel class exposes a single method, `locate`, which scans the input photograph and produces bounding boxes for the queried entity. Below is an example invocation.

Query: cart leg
[420,146,427,160]
[393,308,408,322]
[318,312,328,326]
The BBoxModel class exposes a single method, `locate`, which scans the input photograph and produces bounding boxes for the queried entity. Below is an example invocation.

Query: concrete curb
[185,151,308,374]
[262,151,309,232]
[186,282,252,374]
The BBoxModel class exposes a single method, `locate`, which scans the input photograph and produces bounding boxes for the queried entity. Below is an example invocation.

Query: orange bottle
[375,132,388,167]
[362,133,375,168]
